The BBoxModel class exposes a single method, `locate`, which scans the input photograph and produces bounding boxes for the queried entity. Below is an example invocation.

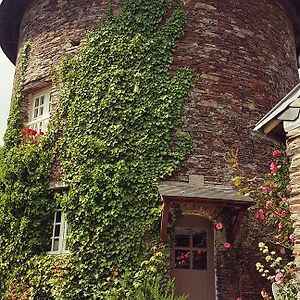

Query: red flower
[278,222,284,230]
[280,210,287,217]
[215,223,223,230]
[289,233,296,244]
[224,242,231,249]
[272,149,282,156]
[262,185,273,193]
[270,162,278,174]
[254,209,265,220]
[21,128,27,135]
[39,131,45,136]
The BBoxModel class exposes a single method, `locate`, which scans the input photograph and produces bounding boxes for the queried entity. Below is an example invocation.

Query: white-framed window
[50,208,69,254]
[27,88,52,133]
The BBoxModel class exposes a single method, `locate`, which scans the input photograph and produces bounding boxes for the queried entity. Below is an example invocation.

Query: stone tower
[0,0,300,299]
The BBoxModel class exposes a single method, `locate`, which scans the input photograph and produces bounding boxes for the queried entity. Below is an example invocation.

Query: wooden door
[173,215,216,300]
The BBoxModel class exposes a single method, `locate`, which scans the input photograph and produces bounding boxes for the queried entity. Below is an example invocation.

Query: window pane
[193,250,207,270]
[40,96,44,105]
[34,109,38,118]
[39,107,44,116]
[175,250,190,269]
[175,227,189,247]
[192,229,207,248]
[53,239,59,251]
[54,224,61,237]
[56,210,61,223]
[34,98,39,107]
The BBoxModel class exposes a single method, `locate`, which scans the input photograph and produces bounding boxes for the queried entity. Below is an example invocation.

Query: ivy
[0,0,195,298]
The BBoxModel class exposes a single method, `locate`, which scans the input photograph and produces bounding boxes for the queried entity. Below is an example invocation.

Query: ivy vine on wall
[0,0,195,298]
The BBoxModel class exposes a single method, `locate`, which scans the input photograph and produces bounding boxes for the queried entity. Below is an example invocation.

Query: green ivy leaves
[0,0,194,298]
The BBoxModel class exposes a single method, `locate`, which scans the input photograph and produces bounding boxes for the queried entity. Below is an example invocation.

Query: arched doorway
[173,215,216,300]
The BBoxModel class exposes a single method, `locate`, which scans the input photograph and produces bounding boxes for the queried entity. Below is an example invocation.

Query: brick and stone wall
[170,0,299,184]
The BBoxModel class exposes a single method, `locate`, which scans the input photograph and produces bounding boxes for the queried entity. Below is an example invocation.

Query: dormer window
[27,88,52,133]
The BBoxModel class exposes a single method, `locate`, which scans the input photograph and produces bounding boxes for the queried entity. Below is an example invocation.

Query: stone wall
[170,0,299,184]
[286,128,300,294]
[12,0,300,298]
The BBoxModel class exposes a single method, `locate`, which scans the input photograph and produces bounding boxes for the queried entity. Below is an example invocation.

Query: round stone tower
[0,0,299,184]
[1,0,300,299]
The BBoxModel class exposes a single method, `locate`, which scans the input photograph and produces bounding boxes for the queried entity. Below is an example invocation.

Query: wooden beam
[263,119,281,134]
[227,208,247,245]
[163,195,253,208]
[160,198,171,242]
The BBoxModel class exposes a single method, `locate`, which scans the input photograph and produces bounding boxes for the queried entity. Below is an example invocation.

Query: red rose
[224,242,231,249]
[272,149,282,156]
[215,223,223,230]
[270,162,278,174]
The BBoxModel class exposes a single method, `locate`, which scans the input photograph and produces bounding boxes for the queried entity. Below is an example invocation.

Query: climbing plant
[0,0,194,298]
[232,147,297,299]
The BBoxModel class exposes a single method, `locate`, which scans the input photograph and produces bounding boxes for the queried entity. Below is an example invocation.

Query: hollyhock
[280,210,287,217]
[272,149,282,156]
[289,233,296,244]
[254,209,265,220]
[262,185,273,193]
[275,273,284,285]
[270,162,278,174]
[236,298,242,300]
[215,223,223,230]
[278,222,284,230]
[224,242,231,249]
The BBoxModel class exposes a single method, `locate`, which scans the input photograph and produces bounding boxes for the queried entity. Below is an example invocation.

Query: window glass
[50,209,69,254]
[193,250,207,270]
[192,229,207,248]
[175,227,190,247]
[174,226,209,270]
[175,250,190,269]
[27,88,52,133]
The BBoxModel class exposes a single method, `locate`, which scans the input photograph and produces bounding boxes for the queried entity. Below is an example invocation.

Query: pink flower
[278,222,284,230]
[272,149,282,156]
[280,210,287,217]
[275,273,284,285]
[262,185,273,193]
[270,162,278,174]
[254,209,265,220]
[289,233,296,244]
[215,223,223,230]
[236,298,242,300]
[224,242,231,249]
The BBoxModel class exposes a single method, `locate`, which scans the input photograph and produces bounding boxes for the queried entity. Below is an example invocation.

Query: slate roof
[1,0,300,64]
[253,82,300,141]
[158,181,253,206]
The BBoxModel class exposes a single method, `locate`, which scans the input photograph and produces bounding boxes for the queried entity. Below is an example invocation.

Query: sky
[0,48,15,146]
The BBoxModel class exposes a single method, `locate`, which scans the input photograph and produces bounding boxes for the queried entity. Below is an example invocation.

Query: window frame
[26,88,52,133]
[49,208,69,255]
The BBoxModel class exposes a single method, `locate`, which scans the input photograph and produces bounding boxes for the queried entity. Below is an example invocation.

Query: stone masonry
[2,0,300,298]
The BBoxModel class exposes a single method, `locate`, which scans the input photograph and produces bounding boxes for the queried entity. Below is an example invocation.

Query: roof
[1,0,300,64]
[158,180,253,206]
[253,82,300,141]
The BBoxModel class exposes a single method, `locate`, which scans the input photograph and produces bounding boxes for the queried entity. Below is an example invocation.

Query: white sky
[0,48,15,146]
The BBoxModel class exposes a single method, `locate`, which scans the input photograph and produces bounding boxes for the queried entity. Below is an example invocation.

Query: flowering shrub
[20,128,44,145]
[232,147,297,299]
